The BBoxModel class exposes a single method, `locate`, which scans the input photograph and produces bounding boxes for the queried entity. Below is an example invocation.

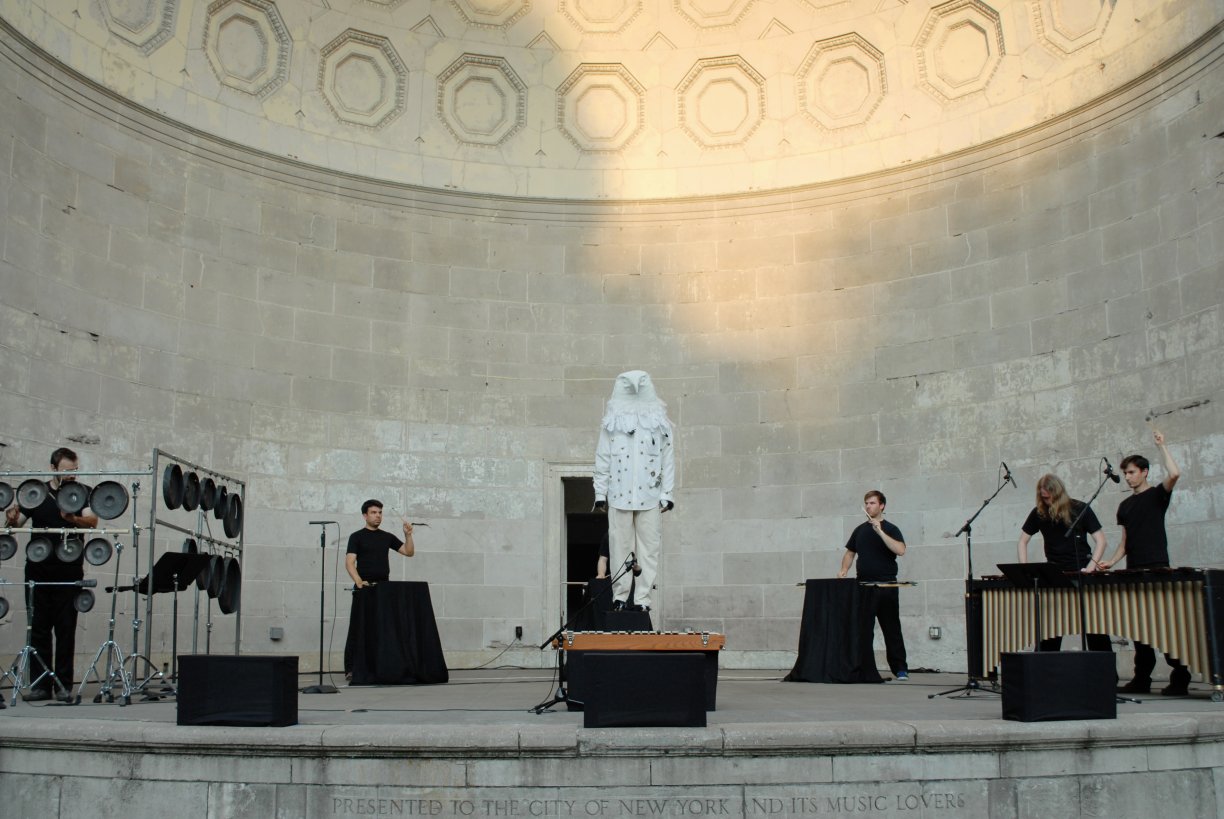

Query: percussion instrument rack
[148,448,246,668]
[1,577,98,706]
[2,527,132,536]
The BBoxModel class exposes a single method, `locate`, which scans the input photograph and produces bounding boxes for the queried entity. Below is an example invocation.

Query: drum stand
[4,579,77,707]
[120,481,165,698]
[80,540,133,706]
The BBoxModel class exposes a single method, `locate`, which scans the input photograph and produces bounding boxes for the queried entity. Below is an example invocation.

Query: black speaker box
[580,652,707,728]
[1001,651,1116,722]
[178,654,299,727]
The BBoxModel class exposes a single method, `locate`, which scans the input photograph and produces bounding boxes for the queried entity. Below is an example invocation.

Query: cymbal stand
[4,579,75,706]
[121,481,164,697]
[78,540,132,706]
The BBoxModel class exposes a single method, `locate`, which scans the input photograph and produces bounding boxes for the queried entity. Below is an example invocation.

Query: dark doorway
[563,477,606,625]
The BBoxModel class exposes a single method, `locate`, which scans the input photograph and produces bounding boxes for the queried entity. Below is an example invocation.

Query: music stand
[138,552,212,689]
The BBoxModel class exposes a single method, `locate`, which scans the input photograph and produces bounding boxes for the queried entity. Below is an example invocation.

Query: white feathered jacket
[593,371,675,511]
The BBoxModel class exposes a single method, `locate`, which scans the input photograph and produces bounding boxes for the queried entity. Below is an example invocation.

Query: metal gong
[223,493,243,539]
[206,555,224,599]
[182,471,201,512]
[182,537,198,554]
[27,536,52,563]
[0,481,13,509]
[56,482,91,516]
[218,557,241,615]
[213,486,228,520]
[200,476,217,512]
[56,536,84,563]
[84,537,113,567]
[73,589,95,613]
[0,534,17,561]
[17,479,48,511]
[162,463,184,510]
[90,481,129,521]
[0,595,8,619]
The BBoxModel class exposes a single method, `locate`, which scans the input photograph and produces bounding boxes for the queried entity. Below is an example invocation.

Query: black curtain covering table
[344,581,449,685]
[784,578,884,684]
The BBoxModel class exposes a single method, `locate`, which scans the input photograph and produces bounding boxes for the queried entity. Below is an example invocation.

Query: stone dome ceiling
[2,0,1218,199]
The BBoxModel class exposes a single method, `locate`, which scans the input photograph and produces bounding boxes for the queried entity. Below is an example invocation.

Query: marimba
[968,568,1224,699]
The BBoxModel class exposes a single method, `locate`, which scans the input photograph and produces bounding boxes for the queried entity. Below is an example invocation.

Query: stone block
[296,246,372,286]
[527,334,604,367]
[335,219,413,260]
[290,376,370,414]
[490,239,565,275]
[1031,303,1109,355]
[760,451,839,486]
[262,204,336,247]
[1101,210,1161,262]
[11,137,77,203]
[372,258,451,294]
[223,227,297,274]
[721,485,801,521]
[831,247,911,289]
[682,584,763,618]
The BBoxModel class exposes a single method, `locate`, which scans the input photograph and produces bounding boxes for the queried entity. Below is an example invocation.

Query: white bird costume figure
[593,370,675,612]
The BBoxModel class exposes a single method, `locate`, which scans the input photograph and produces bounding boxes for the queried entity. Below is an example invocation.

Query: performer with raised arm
[837,490,909,681]
[1101,429,1191,695]
[1016,474,1111,652]
[3,447,98,701]
[343,499,414,681]
[593,370,675,613]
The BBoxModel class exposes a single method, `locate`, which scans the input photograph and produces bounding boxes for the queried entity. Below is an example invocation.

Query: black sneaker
[23,689,52,702]
[1118,679,1151,694]
[1161,682,1189,696]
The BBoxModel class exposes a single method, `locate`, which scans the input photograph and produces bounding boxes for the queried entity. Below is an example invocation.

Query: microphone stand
[300,522,338,694]
[929,470,1011,700]
[530,554,637,714]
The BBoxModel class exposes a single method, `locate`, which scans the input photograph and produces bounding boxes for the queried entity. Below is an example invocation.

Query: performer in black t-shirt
[837,490,908,680]
[1016,473,1110,652]
[3,447,98,701]
[345,499,414,587]
[1101,429,1190,695]
[343,499,415,681]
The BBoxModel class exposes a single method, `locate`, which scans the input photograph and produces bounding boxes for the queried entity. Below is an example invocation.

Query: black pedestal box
[1001,651,1116,721]
[178,654,298,727]
[580,652,707,728]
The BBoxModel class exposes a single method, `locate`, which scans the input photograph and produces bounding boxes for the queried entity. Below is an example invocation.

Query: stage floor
[1,668,1219,726]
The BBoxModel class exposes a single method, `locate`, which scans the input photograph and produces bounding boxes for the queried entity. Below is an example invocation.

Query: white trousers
[607,505,661,609]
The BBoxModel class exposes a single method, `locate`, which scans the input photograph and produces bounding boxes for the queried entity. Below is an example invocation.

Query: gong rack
[148,447,246,666]
[0,466,149,691]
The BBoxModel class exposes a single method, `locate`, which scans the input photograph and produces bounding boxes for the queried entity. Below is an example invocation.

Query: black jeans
[26,582,79,693]
[865,586,907,675]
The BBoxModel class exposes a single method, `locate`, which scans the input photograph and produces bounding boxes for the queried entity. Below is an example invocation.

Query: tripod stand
[301,521,339,694]
[531,553,636,714]
[80,540,133,705]
[4,578,86,706]
[930,465,1013,700]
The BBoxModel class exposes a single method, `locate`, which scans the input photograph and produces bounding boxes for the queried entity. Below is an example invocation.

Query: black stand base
[300,683,338,694]
[929,676,999,699]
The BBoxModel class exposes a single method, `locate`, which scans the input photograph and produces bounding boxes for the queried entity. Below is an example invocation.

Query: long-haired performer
[1016,474,1111,653]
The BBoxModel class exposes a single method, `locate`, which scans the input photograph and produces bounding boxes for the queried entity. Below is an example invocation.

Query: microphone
[79,579,97,588]
[1102,458,1121,484]
[624,551,636,568]
[309,520,337,525]
[1001,461,1017,489]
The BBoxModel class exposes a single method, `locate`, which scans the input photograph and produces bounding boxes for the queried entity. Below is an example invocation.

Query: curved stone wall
[0,19,1221,671]
[0,0,1219,198]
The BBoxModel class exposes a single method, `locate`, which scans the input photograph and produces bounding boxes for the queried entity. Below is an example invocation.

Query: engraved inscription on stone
[797,34,886,130]
[677,56,766,148]
[315,785,985,819]
[99,0,179,55]
[438,55,527,146]
[203,0,292,99]
[1031,0,1115,55]
[560,0,644,34]
[556,64,646,153]
[915,0,1005,102]
[319,30,407,129]
[449,0,532,29]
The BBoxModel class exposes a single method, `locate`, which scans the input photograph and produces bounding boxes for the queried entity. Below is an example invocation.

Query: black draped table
[345,581,449,685]
[784,578,884,684]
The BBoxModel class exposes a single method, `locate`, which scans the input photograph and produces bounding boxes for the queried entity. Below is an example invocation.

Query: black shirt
[346,528,402,582]
[1021,501,1101,571]
[1117,484,1172,569]
[24,482,86,583]
[845,519,905,582]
